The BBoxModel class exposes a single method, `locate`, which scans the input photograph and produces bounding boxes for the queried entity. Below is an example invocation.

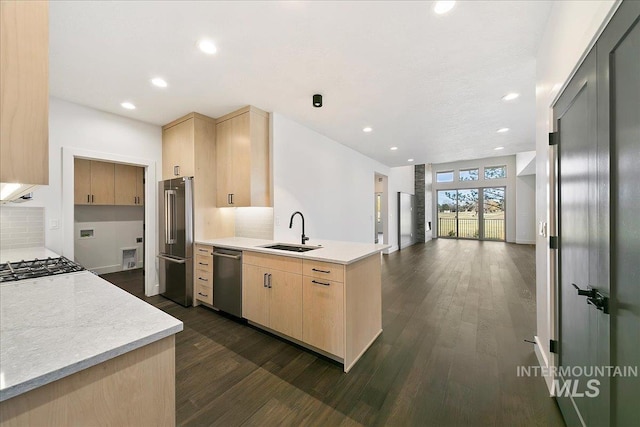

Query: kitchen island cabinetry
[73,158,115,205]
[114,163,144,206]
[243,252,303,340]
[205,237,386,372]
[0,0,49,186]
[215,106,270,207]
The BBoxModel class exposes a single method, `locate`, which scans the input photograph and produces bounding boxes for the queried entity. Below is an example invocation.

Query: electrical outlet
[136,237,143,243]
[275,216,280,226]
[49,219,59,230]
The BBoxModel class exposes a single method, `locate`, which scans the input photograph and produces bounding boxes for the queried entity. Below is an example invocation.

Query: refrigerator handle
[157,254,187,264]
[165,189,177,244]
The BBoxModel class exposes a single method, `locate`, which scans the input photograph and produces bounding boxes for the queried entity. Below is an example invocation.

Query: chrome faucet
[289,211,309,245]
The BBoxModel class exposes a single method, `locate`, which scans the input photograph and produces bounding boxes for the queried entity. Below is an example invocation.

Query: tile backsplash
[235,207,274,240]
[0,206,45,250]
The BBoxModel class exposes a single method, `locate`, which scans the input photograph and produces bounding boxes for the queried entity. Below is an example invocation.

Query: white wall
[387,165,414,252]
[74,205,144,273]
[534,0,618,389]
[31,97,162,294]
[515,175,536,244]
[431,155,517,242]
[272,113,393,247]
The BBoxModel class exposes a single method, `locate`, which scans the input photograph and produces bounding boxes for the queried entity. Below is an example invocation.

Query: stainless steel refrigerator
[158,177,193,306]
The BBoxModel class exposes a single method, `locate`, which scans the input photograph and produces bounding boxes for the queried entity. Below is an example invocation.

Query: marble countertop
[0,247,61,263]
[0,271,183,402]
[195,237,389,265]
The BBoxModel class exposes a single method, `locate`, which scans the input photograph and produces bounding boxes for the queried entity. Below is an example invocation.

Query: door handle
[157,254,187,264]
[572,283,609,314]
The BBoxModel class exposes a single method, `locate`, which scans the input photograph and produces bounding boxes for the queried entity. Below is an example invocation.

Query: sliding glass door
[437,187,505,241]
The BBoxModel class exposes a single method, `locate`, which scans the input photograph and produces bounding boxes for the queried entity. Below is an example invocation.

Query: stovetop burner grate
[0,257,85,283]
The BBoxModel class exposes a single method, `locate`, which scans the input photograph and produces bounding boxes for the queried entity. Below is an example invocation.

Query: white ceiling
[50,1,552,167]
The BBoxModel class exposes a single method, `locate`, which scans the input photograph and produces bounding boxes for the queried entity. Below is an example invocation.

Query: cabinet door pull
[198,292,208,297]
[312,280,331,286]
[91,195,94,203]
[198,277,208,282]
[230,194,234,204]
[268,273,272,288]
[198,248,209,253]
[263,273,267,288]
[174,165,180,176]
[312,268,331,274]
[198,262,209,266]
[87,194,90,203]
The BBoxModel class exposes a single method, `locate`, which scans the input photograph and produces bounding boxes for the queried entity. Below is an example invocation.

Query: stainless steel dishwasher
[212,248,242,317]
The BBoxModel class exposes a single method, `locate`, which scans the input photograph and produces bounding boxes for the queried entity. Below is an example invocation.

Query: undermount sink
[262,243,321,253]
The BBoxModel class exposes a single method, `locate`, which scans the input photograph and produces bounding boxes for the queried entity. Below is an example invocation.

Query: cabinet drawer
[195,244,213,256]
[303,260,344,283]
[195,269,212,287]
[195,283,213,305]
[243,251,302,274]
[195,254,213,271]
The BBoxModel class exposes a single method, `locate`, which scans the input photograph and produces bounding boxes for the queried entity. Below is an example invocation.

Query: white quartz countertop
[0,271,183,402]
[0,247,60,263]
[195,237,390,265]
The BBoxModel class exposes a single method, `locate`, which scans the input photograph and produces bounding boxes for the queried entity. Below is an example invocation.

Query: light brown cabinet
[74,159,115,205]
[114,164,144,206]
[215,106,270,207]
[0,0,49,186]
[302,276,344,357]
[194,244,213,305]
[162,118,195,179]
[243,252,303,340]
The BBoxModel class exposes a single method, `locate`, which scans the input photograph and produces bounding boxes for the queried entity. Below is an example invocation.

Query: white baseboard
[534,335,554,393]
[516,239,536,245]
[85,263,143,275]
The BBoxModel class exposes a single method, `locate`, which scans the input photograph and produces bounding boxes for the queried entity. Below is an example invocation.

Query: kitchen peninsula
[196,237,388,372]
[0,248,183,426]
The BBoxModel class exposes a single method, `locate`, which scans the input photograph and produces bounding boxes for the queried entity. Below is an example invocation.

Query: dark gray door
[555,48,607,427]
[599,3,640,425]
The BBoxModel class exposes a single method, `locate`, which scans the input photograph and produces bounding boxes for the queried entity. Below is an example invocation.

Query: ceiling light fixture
[151,78,168,88]
[363,127,373,133]
[408,159,414,162]
[121,102,136,110]
[390,147,398,151]
[494,146,505,151]
[434,1,456,15]
[198,39,217,55]
[502,93,519,101]
[313,94,323,108]
[497,127,510,133]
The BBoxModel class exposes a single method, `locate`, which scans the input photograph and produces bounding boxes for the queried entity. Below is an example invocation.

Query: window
[459,168,479,181]
[484,166,506,179]
[436,171,454,183]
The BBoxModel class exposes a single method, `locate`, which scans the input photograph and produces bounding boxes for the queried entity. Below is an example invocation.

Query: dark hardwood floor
[101,239,564,426]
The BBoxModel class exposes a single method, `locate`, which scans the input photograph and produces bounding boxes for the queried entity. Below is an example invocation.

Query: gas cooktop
[0,257,85,283]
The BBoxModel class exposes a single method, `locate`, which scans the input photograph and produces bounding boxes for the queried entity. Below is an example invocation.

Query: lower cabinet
[302,276,344,358]
[243,263,303,340]
[194,244,213,305]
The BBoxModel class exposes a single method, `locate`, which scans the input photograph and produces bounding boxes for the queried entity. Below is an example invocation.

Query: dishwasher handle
[212,251,242,260]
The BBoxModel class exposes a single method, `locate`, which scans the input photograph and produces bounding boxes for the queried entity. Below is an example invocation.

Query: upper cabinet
[215,106,270,207]
[0,1,49,185]
[74,159,115,205]
[162,117,195,179]
[114,164,144,206]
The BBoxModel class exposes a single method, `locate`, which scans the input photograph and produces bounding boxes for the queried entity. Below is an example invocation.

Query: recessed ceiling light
[198,39,217,55]
[151,78,168,88]
[497,128,510,133]
[502,93,519,101]
[363,127,373,133]
[390,146,398,151]
[121,102,136,110]
[434,1,456,15]
[494,146,505,151]
[408,158,414,162]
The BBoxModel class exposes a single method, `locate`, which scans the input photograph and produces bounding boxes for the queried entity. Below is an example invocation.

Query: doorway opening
[374,173,388,244]
[437,186,505,241]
